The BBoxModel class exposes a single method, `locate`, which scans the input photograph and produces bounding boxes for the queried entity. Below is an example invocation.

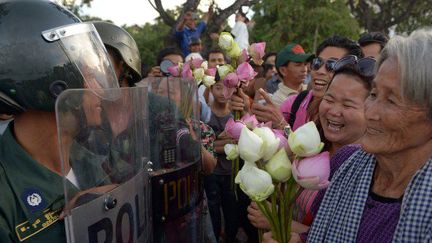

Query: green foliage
[251,0,360,53]
[124,20,171,67]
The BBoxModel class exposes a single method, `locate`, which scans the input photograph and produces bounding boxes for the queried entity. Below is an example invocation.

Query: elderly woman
[264,28,432,243]
[305,29,432,242]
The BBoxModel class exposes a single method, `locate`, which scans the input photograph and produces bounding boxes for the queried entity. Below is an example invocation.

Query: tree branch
[149,0,176,26]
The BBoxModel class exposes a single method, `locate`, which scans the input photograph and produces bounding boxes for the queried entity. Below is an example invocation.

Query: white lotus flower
[202,75,216,87]
[193,67,205,82]
[288,121,324,157]
[224,144,239,160]
[238,127,264,163]
[236,163,274,201]
[217,64,233,80]
[253,127,280,161]
[200,61,208,70]
[218,32,234,50]
[265,149,292,182]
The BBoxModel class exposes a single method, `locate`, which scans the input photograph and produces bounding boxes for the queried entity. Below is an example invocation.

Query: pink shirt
[279,91,314,130]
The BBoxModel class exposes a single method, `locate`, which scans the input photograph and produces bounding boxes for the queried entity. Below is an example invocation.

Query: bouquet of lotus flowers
[167,57,217,88]
[218,33,266,189]
[225,120,330,242]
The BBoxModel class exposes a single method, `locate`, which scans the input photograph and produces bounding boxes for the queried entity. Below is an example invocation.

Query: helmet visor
[42,23,119,99]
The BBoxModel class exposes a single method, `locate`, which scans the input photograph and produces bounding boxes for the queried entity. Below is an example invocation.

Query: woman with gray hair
[306,28,432,242]
[264,29,432,243]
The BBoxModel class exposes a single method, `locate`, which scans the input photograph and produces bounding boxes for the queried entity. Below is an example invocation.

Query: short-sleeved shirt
[175,21,206,56]
[0,124,67,243]
[207,112,233,175]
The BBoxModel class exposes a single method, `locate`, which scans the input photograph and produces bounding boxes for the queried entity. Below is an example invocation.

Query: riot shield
[56,86,152,243]
[138,77,204,243]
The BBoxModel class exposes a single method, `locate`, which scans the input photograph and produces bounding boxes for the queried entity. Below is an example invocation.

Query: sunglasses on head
[310,57,338,72]
[333,55,376,78]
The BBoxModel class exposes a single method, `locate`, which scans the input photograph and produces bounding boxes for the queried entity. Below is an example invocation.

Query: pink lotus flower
[241,113,259,129]
[223,72,240,88]
[206,68,217,77]
[224,118,245,139]
[190,58,204,69]
[273,129,288,149]
[167,64,180,77]
[292,151,330,190]
[181,63,193,79]
[238,49,249,64]
[236,62,257,85]
[248,42,266,65]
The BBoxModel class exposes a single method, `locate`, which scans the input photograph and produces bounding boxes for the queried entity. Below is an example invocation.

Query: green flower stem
[256,200,278,240]
[258,229,264,243]
[285,178,297,241]
[280,183,287,243]
[271,189,282,242]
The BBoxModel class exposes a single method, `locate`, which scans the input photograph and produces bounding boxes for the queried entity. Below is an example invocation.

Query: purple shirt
[306,145,401,243]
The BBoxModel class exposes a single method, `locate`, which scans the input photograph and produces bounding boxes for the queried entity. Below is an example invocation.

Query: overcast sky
[79,0,249,27]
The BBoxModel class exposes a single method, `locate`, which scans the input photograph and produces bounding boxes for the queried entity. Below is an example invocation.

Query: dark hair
[332,66,373,91]
[263,52,277,64]
[237,10,249,23]
[358,32,389,50]
[316,35,363,58]
[205,48,227,61]
[156,47,184,66]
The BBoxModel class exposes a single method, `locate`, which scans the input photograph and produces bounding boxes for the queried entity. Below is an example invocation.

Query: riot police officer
[0,1,120,242]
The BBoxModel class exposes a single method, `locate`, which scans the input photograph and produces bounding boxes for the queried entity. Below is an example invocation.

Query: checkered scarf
[308,149,432,242]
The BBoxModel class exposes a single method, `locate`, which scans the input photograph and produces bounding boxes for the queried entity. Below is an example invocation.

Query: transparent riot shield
[56,86,152,243]
[138,77,204,243]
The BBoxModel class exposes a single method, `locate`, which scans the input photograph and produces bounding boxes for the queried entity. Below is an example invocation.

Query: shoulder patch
[15,208,62,242]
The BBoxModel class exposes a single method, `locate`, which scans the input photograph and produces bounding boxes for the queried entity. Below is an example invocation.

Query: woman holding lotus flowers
[267,29,432,242]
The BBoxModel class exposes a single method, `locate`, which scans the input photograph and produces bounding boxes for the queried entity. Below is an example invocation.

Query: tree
[250,0,361,53]
[124,20,171,67]
[347,0,432,34]
[148,0,259,51]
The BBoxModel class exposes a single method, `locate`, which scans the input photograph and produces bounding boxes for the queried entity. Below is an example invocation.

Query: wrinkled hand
[262,231,302,243]
[247,201,271,229]
[251,88,286,129]
[229,88,250,113]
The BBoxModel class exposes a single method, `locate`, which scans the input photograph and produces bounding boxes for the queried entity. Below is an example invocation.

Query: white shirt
[231,21,249,51]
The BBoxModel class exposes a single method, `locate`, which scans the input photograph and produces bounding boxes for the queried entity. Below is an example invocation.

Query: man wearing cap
[271,43,312,106]
[358,32,388,59]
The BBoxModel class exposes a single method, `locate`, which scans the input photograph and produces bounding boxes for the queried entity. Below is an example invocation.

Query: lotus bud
[224,118,245,140]
[236,164,275,202]
[218,32,235,50]
[241,113,259,129]
[288,121,324,157]
[265,149,292,182]
[224,144,239,160]
[292,152,330,190]
[238,126,264,163]
[202,75,215,88]
[193,67,205,82]
[253,127,280,161]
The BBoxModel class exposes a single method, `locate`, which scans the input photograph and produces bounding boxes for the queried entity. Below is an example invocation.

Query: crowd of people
[0,1,432,243]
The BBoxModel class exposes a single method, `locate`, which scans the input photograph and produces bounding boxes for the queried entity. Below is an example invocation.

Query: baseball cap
[276,43,313,68]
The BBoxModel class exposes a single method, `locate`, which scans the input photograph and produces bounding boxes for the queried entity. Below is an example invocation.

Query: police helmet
[93,21,142,83]
[0,0,118,114]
